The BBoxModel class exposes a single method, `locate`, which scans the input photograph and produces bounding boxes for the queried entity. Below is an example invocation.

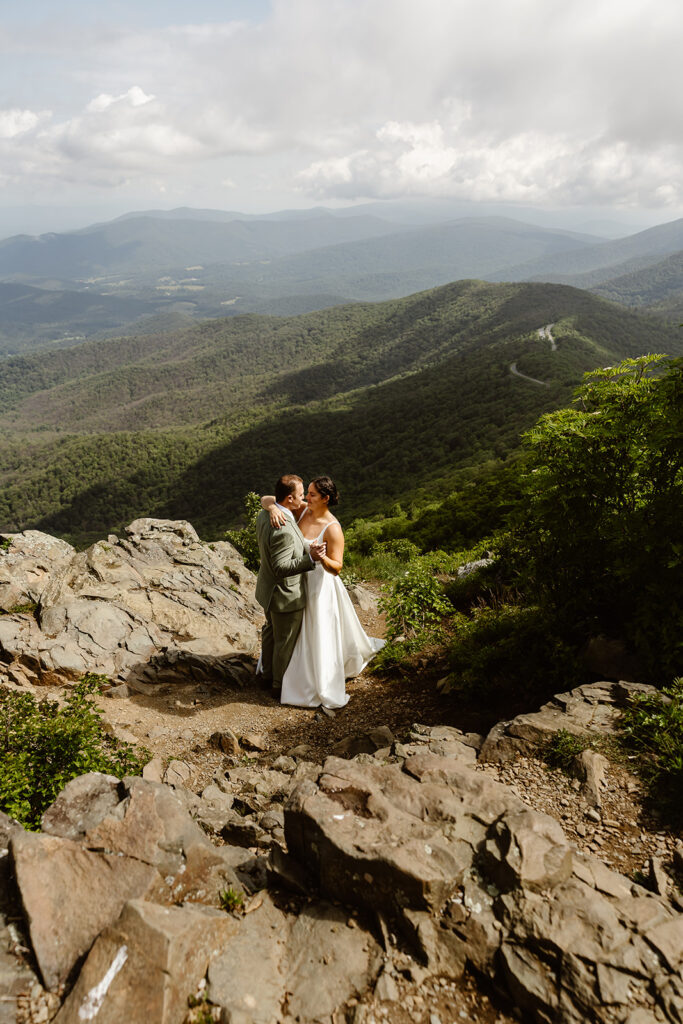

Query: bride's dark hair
[312,475,339,507]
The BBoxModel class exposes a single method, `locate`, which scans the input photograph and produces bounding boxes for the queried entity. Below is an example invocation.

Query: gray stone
[53,899,236,1024]
[40,773,124,840]
[285,902,382,1022]
[573,748,608,808]
[208,892,289,1024]
[10,830,159,991]
[347,584,379,614]
[0,519,262,688]
[209,728,241,755]
[163,760,192,788]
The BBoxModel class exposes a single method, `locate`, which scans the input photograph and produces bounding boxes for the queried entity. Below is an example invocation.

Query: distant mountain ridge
[1,206,682,354]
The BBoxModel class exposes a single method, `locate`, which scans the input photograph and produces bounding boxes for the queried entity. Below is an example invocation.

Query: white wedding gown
[281,521,385,709]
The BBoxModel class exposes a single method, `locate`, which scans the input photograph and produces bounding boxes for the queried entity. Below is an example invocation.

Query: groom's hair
[275,474,303,503]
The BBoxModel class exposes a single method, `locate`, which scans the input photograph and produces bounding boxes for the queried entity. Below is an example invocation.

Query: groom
[255,474,325,694]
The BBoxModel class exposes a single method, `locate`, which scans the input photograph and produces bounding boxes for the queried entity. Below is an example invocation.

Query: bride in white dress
[262,476,384,709]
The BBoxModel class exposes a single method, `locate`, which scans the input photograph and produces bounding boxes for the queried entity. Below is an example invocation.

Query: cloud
[2,0,683,211]
[0,108,45,139]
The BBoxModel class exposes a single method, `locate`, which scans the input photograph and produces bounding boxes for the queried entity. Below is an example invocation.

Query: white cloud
[1,0,683,212]
[0,108,44,139]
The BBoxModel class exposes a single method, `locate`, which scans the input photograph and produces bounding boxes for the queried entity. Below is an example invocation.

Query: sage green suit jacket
[255,508,314,613]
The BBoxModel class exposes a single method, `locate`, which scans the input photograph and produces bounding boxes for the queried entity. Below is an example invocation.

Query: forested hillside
[0,280,679,542]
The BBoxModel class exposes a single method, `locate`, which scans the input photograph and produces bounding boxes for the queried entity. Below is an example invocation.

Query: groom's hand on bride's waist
[310,541,326,562]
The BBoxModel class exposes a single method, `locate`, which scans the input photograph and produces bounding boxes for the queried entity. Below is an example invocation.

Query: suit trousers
[261,607,304,686]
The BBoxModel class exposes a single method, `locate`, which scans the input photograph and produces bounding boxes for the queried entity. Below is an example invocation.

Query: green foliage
[445,604,580,709]
[619,678,683,820]
[379,559,453,642]
[224,492,261,571]
[0,678,149,830]
[544,729,596,772]
[0,537,11,552]
[510,355,683,679]
[0,602,38,617]
[2,280,681,542]
[218,887,244,913]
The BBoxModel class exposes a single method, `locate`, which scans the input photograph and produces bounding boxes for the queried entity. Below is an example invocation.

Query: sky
[1,0,682,236]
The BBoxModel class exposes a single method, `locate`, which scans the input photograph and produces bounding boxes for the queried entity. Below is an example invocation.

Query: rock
[648,856,670,897]
[208,892,289,1024]
[0,531,75,611]
[455,557,495,578]
[374,966,399,1002]
[283,752,683,1023]
[163,760,192,788]
[331,726,395,758]
[209,728,241,755]
[10,830,159,991]
[272,755,297,773]
[0,520,262,688]
[53,899,236,1024]
[286,744,315,759]
[479,681,641,763]
[240,732,268,752]
[286,902,382,1021]
[347,584,379,614]
[142,757,164,783]
[40,773,124,840]
[574,749,608,808]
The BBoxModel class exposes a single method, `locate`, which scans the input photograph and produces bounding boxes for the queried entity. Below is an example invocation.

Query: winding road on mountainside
[509,323,556,386]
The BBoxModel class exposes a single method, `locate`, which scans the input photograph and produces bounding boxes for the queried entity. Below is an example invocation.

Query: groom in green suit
[255,474,325,694]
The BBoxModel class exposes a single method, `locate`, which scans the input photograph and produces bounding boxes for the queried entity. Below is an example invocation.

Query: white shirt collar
[275,502,295,521]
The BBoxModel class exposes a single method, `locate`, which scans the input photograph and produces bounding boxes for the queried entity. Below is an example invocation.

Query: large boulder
[478,681,648,764]
[53,900,236,1024]
[0,531,75,611]
[11,774,255,992]
[0,519,261,688]
[281,753,683,1024]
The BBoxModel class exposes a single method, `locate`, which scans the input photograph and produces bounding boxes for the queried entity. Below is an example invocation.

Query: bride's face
[306,483,327,514]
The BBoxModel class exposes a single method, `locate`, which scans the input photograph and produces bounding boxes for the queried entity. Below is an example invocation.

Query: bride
[262,476,384,709]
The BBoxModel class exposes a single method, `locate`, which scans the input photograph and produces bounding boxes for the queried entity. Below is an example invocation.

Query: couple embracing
[255,473,384,710]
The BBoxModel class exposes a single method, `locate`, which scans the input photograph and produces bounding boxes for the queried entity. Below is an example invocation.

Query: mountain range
[0,207,682,353]
[0,279,679,542]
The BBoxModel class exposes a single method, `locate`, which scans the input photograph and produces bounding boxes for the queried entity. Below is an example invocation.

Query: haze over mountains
[1,205,682,354]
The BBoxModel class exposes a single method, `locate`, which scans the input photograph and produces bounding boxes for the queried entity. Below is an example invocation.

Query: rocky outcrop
[281,752,683,1024]
[0,519,261,689]
[479,680,648,763]
[2,682,681,1024]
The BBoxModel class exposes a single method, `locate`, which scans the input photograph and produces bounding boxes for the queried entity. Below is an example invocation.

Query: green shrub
[619,678,683,821]
[225,492,261,572]
[0,677,149,830]
[218,887,244,913]
[510,355,683,679]
[445,604,580,708]
[378,559,453,641]
[544,729,596,772]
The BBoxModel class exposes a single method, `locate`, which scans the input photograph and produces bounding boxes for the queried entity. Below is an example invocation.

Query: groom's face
[287,481,306,511]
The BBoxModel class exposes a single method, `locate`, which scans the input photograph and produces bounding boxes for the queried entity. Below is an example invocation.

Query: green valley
[0,279,679,544]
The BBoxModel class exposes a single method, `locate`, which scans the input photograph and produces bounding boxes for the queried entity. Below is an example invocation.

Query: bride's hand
[269,506,287,528]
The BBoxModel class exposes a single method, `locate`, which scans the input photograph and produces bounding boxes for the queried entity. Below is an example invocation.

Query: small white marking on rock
[78,945,128,1020]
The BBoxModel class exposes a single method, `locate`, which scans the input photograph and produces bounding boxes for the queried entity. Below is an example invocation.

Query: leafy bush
[544,728,596,772]
[0,677,149,830]
[445,604,580,709]
[510,355,683,679]
[619,678,683,820]
[225,492,261,572]
[378,559,453,642]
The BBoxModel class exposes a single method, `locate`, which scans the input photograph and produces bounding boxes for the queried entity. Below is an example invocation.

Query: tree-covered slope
[0,280,679,542]
[591,252,683,321]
